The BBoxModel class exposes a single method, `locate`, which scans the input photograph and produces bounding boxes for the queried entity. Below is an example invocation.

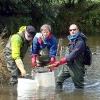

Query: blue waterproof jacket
[31,33,57,58]
[65,32,87,62]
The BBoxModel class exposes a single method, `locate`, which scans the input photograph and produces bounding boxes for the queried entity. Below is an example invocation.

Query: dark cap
[26,25,35,37]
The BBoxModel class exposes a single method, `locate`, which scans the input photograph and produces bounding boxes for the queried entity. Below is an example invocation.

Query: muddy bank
[0,37,10,81]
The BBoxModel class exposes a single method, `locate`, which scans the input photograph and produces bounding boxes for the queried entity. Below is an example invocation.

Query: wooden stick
[45,65,52,68]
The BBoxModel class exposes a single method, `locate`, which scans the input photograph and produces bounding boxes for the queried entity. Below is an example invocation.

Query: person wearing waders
[4,25,36,86]
[31,24,57,71]
[47,24,87,89]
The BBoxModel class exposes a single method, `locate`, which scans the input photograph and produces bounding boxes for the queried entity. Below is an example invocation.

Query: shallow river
[1,35,100,100]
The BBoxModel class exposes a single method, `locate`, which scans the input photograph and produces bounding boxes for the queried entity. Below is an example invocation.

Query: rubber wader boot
[56,82,63,90]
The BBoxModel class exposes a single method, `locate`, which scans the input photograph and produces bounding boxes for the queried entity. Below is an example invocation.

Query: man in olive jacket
[4,25,35,85]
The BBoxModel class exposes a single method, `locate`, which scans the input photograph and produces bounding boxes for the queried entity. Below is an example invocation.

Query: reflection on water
[17,87,56,100]
[1,35,100,100]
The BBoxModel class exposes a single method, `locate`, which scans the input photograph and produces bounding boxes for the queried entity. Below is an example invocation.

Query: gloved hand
[49,58,67,71]
[50,57,55,64]
[15,58,26,77]
[31,54,37,67]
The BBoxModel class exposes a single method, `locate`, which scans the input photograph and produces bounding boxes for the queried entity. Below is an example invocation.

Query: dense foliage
[0,0,100,36]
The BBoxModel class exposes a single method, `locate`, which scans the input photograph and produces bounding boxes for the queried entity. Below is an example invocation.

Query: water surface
[0,35,100,100]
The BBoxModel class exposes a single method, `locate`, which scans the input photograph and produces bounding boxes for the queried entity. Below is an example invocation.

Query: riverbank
[0,37,10,82]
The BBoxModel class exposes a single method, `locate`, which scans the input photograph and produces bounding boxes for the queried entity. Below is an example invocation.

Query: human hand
[45,61,60,71]
[20,69,26,77]
[50,57,55,64]
[46,58,67,71]
[31,62,37,68]
[31,54,37,68]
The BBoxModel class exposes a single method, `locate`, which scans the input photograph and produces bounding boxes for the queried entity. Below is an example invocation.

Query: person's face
[69,25,79,36]
[25,31,33,41]
[41,28,50,39]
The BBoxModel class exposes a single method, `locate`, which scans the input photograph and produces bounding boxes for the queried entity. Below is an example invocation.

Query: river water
[0,35,100,100]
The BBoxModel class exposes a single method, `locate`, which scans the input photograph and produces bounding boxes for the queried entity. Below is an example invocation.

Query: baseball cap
[26,25,35,37]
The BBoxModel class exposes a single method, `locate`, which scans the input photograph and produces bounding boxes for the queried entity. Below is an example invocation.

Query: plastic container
[17,78,39,90]
[17,78,39,96]
[35,71,56,87]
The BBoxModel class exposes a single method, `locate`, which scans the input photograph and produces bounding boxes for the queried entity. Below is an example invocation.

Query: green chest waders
[37,46,50,67]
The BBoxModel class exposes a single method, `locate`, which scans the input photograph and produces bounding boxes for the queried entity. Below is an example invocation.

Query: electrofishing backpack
[83,44,92,66]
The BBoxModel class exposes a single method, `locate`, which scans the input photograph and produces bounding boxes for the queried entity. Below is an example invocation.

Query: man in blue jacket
[47,24,87,89]
[31,24,57,69]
